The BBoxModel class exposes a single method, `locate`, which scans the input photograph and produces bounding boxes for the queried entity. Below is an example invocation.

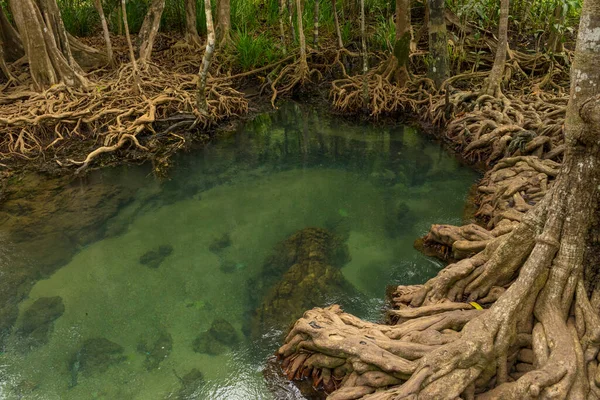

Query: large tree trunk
[138,0,166,63]
[93,0,114,65]
[184,0,201,47]
[216,0,231,46]
[428,0,449,87]
[0,6,24,62]
[393,0,411,87]
[277,0,600,398]
[9,0,87,90]
[196,0,215,114]
[482,0,509,96]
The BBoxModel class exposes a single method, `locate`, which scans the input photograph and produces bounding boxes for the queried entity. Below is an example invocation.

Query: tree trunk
[9,0,87,90]
[196,0,215,114]
[394,0,410,87]
[93,0,113,65]
[0,42,16,83]
[277,0,600,398]
[117,4,123,36]
[428,0,449,87]
[482,0,509,96]
[287,0,296,43]
[332,0,343,49]
[295,0,307,70]
[122,0,142,93]
[138,0,166,63]
[313,0,319,49]
[547,3,565,53]
[360,0,368,104]
[184,0,201,47]
[278,0,287,54]
[216,0,231,46]
[0,6,24,62]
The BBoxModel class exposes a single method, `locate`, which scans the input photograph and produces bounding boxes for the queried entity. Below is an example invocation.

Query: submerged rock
[192,318,239,355]
[18,296,65,346]
[249,227,357,338]
[137,330,173,371]
[208,233,232,253]
[176,368,205,399]
[139,245,174,269]
[219,259,236,274]
[69,338,126,387]
[384,200,418,238]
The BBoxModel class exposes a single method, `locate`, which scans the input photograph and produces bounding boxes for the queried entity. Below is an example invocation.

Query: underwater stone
[192,318,239,355]
[139,244,174,269]
[136,330,173,371]
[384,201,417,238]
[208,233,232,253]
[18,296,65,346]
[219,259,236,274]
[69,338,126,387]
[176,368,205,399]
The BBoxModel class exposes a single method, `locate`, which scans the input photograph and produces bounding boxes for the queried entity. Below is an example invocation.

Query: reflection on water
[0,103,478,399]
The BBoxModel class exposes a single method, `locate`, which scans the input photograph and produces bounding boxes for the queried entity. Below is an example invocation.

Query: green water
[0,103,477,400]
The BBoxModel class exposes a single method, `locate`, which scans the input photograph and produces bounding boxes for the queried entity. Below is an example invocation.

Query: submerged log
[250,227,355,339]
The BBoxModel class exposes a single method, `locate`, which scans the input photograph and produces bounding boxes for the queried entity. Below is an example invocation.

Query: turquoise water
[0,103,477,400]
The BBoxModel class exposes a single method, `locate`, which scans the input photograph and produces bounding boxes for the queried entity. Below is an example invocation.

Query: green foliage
[231,29,281,70]
[372,15,395,52]
[58,0,101,36]
[341,20,353,45]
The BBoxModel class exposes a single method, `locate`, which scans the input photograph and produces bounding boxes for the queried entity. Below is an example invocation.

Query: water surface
[0,103,477,399]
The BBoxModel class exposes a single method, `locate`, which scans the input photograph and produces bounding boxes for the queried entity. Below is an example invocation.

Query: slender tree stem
[332,0,343,49]
[93,0,113,66]
[197,0,215,114]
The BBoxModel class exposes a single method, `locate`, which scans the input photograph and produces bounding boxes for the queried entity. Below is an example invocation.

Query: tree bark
[394,0,411,87]
[547,3,565,53]
[184,0,201,47]
[121,0,142,93]
[313,0,319,49]
[482,0,509,96]
[332,0,343,49]
[9,0,87,90]
[216,0,231,46]
[278,0,287,54]
[295,0,307,70]
[196,0,215,114]
[287,0,296,43]
[428,0,449,88]
[360,0,368,104]
[93,0,113,65]
[0,6,24,62]
[138,0,166,63]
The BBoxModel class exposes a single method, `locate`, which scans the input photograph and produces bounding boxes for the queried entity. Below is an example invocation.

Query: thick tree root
[277,143,600,399]
[422,155,559,260]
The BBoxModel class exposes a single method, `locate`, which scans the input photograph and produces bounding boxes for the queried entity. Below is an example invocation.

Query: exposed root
[269,49,322,107]
[277,143,600,399]
[0,59,248,170]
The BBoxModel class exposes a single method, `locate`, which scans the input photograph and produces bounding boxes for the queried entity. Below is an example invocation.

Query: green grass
[231,29,282,70]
